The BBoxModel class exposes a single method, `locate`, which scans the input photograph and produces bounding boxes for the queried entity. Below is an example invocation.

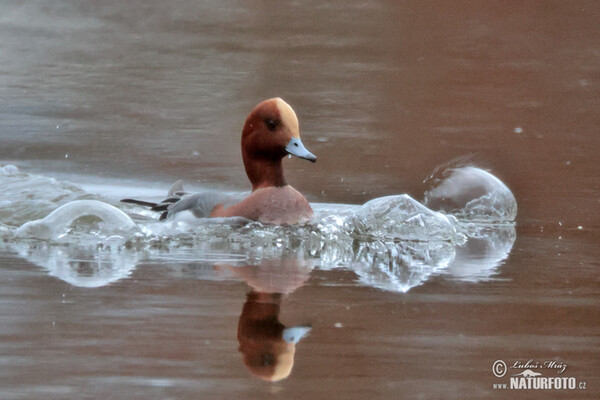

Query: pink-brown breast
[210,185,313,225]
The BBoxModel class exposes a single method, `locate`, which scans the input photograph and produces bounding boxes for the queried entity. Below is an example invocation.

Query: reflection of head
[238,291,310,382]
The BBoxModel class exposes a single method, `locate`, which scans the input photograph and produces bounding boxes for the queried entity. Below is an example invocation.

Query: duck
[121,98,317,225]
[238,291,311,382]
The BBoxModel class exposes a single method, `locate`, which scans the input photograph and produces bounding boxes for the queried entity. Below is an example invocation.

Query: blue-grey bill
[285,137,317,162]
[282,326,312,344]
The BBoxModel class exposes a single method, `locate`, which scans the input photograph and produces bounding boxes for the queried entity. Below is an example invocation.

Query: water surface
[1,1,598,399]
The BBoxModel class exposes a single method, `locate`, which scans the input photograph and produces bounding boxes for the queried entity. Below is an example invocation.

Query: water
[1,1,599,399]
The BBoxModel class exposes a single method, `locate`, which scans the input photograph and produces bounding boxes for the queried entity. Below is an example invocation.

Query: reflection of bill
[238,291,311,382]
[216,257,313,382]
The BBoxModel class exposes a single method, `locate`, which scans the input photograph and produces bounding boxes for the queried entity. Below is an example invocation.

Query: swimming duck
[122,98,316,225]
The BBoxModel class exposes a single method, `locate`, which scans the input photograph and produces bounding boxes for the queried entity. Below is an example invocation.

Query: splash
[2,165,516,292]
[0,164,90,227]
[15,200,140,242]
[350,240,455,293]
[424,166,517,222]
[10,241,139,288]
[353,194,457,241]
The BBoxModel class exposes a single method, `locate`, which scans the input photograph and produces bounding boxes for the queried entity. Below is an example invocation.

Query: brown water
[1,1,599,399]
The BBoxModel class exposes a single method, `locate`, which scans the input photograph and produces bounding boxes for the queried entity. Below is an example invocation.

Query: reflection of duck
[216,257,312,381]
[215,257,313,294]
[122,98,317,225]
[238,291,311,382]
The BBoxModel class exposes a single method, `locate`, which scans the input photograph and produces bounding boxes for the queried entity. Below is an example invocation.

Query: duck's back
[166,191,247,219]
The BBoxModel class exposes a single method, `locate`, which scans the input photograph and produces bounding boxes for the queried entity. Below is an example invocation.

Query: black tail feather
[121,198,158,208]
[121,181,187,222]
[160,197,181,204]
[150,204,170,212]
[121,197,176,221]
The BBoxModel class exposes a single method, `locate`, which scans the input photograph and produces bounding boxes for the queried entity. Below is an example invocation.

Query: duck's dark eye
[265,119,278,131]
[262,353,275,366]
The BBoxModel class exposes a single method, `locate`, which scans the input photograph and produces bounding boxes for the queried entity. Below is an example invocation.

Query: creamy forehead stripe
[268,345,295,382]
[274,98,300,138]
